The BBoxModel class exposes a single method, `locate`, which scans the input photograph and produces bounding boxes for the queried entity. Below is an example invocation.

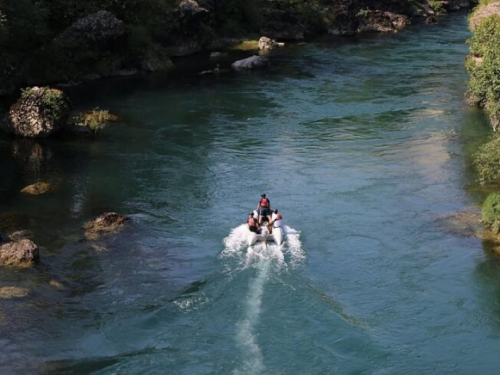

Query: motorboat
[247,210,284,246]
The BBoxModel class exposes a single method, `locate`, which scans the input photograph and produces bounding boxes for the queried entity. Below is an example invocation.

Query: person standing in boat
[257,193,272,224]
[248,213,261,234]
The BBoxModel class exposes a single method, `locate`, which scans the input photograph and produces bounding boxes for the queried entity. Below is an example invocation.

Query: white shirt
[272,212,282,228]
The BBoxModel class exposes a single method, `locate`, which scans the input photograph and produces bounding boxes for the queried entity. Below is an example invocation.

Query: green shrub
[474,135,500,185]
[467,15,500,129]
[483,193,500,233]
[429,0,445,13]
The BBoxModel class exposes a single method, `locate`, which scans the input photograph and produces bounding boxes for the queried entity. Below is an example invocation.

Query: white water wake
[221,224,304,374]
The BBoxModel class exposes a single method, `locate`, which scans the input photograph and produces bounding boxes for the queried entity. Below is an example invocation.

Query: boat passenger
[257,193,271,224]
[248,213,261,234]
[271,209,283,228]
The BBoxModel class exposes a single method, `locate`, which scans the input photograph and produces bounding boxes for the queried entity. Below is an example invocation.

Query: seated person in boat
[267,209,283,233]
[248,213,261,234]
[271,209,283,228]
[257,193,272,224]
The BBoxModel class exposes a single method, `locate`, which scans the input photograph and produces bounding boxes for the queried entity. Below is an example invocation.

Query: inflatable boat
[247,225,284,246]
[247,210,284,246]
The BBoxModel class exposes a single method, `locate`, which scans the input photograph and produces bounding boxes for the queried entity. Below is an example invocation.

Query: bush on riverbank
[474,135,500,185]
[467,10,500,129]
[482,193,500,233]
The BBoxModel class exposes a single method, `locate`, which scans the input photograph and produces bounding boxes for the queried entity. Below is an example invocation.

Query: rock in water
[0,239,40,267]
[0,287,30,299]
[20,182,53,195]
[1,87,71,138]
[84,212,129,239]
[231,56,269,71]
[258,36,279,51]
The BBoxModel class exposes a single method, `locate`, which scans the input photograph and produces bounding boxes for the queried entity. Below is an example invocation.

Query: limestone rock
[20,182,53,195]
[0,239,40,267]
[1,87,71,138]
[258,37,280,51]
[231,56,269,71]
[84,212,129,239]
[0,287,30,299]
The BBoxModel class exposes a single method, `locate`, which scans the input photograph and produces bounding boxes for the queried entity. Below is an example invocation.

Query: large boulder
[357,11,411,33]
[84,212,129,239]
[1,87,71,138]
[231,56,269,71]
[55,10,125,49]
[0,239,39,267]
[163,0,210,57]
[140,46,175,72]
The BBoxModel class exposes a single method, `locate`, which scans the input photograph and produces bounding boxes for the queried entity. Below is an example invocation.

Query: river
[1,12,499,375]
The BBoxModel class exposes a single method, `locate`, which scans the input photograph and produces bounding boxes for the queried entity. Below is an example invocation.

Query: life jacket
[260,198,270,208]
[248,217,257,227]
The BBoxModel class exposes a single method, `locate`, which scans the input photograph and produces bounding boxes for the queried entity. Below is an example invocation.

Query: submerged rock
[1,87,71,138]
[8,230,33,241]
[0,286,30,299]
[231,56,269,71]
[0,239,40,267]
[20,182,53,195]
[435,211,483,238]
[84,212,129,239]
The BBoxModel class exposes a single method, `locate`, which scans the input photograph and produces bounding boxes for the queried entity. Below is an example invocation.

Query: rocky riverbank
[0,0,475,97]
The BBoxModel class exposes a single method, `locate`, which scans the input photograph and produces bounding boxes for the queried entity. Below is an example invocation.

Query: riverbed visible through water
[1,12,499,375]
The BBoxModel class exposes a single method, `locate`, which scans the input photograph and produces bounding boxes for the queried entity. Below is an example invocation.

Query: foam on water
[220,223,304,374]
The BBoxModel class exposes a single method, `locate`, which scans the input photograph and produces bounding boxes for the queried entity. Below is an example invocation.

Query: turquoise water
[1,13,499,374]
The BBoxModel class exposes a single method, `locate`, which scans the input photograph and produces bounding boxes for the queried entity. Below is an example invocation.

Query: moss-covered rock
[1,87,71,138]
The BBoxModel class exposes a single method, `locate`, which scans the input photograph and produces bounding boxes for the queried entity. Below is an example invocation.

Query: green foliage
[482,193,500,234]
[356,8,371,18]
[428,0,445,13]
[474,135,500,185]
[467,15,500,129]
[72,108,118,136]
